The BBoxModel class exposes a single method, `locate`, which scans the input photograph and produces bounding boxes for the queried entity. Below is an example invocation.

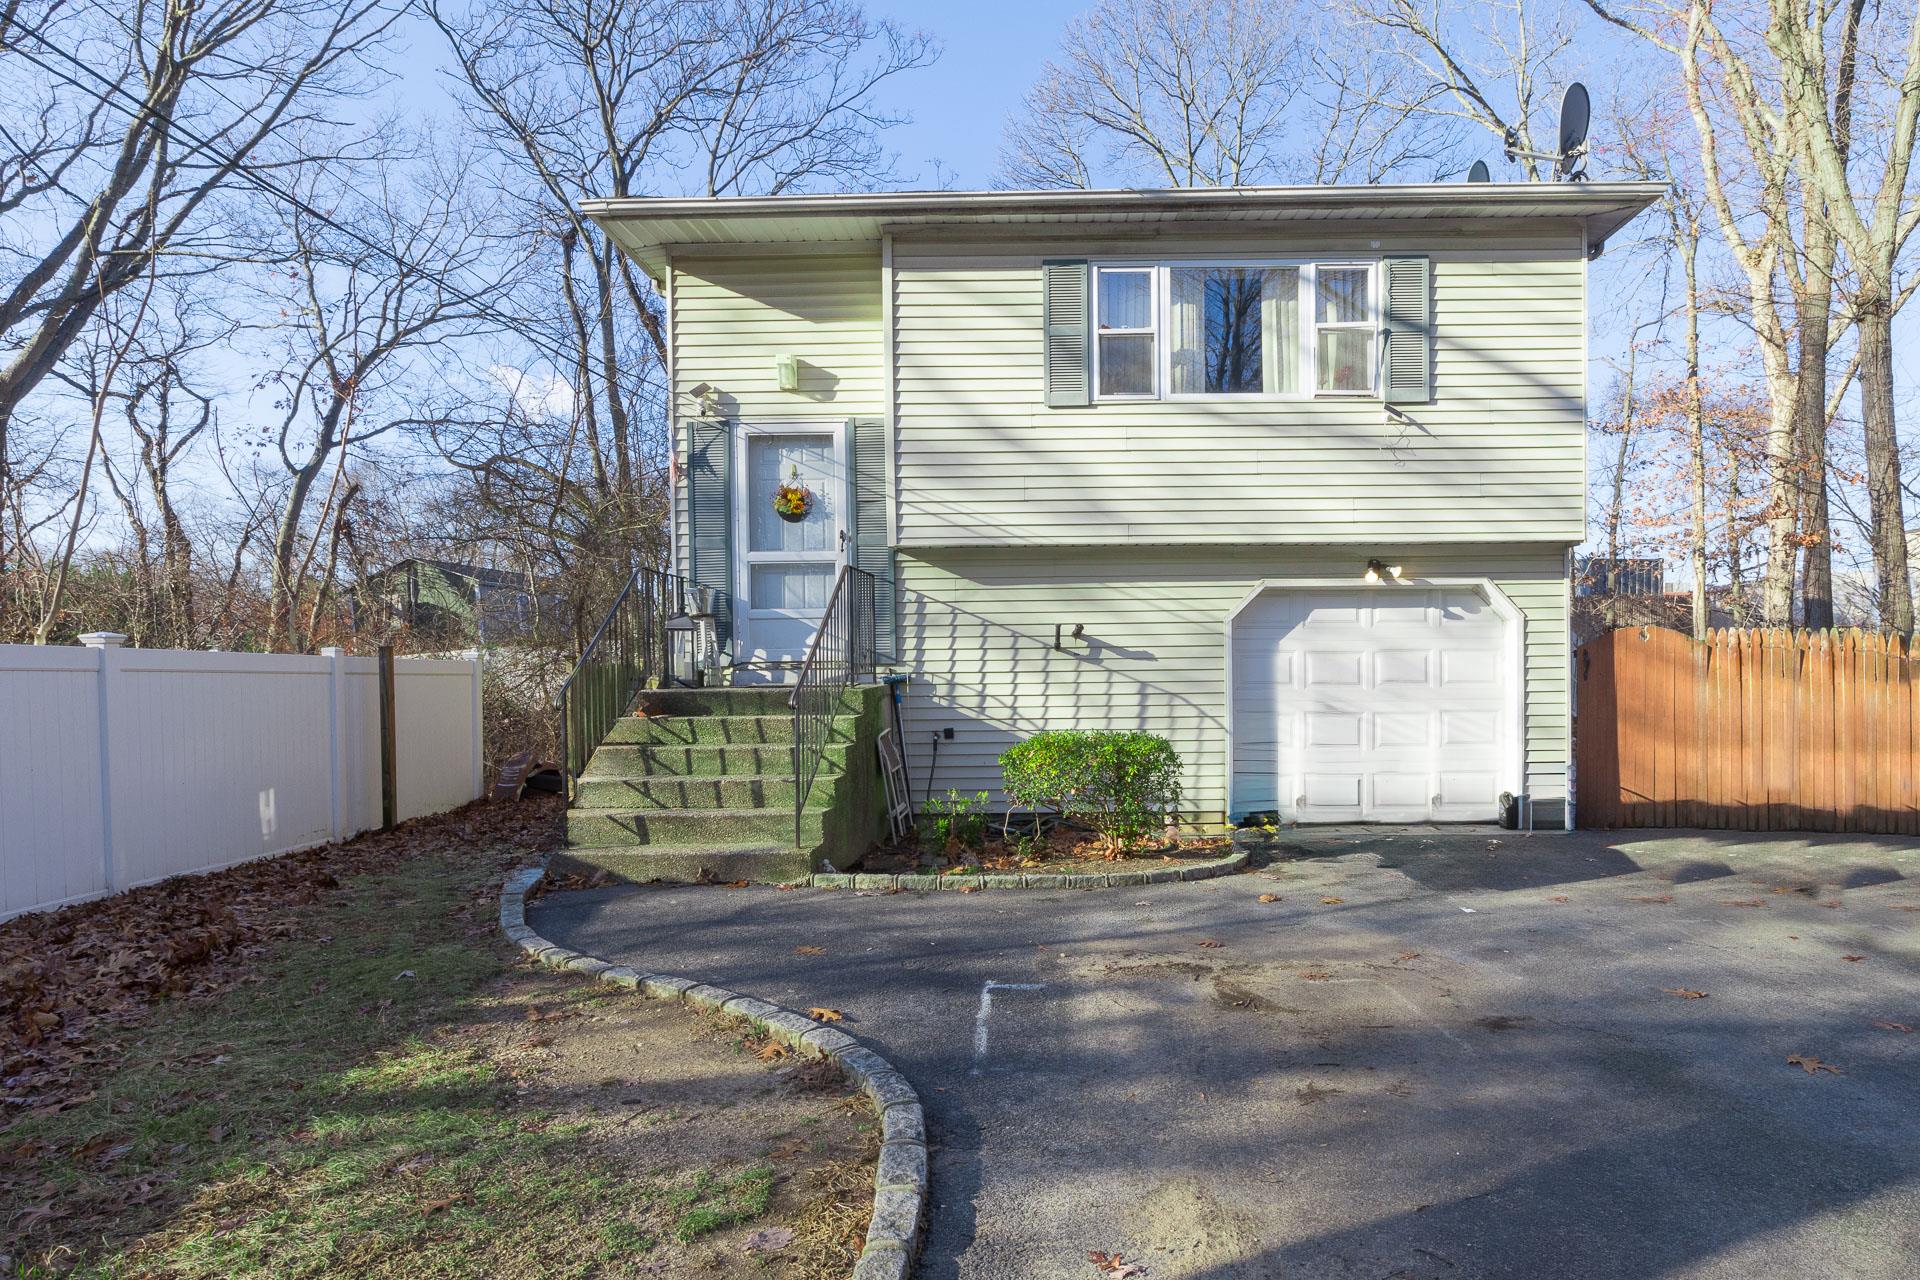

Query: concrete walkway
[532,830,1920,1280]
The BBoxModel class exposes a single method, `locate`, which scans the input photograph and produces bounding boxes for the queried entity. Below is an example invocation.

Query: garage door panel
[1232,585,1512,823]
[1305,713,1361,747]
[1301,773,1362,808]
[1442,710,1497,746]
[1373,712,1432,748]
[1373,650,1431,685]
[1304,651,1362,686]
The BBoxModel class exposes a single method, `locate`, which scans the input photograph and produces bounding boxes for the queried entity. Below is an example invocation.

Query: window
[1168,266,1298,395]
[1095,267,1155,397]
[1089,260,1371,400]
[1314,265,1375,394]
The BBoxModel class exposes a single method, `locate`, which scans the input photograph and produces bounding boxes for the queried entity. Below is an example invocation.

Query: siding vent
[686,418,734,648]
[1042,259,1091,407]
[1383,256,1433,404]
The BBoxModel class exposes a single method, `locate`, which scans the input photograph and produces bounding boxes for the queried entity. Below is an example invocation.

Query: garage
[1229,583,1522,823]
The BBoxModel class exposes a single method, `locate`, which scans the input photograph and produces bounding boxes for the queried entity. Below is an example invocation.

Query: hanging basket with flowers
[772,466,814,523]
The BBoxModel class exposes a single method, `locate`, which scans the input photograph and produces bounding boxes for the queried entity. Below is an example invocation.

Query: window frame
[1310,261,1380,398]
[1091,265,1160,400]
[1087,257,1380,404]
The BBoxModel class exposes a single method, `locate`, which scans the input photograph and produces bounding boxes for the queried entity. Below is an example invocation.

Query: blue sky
[860,1,1083,188]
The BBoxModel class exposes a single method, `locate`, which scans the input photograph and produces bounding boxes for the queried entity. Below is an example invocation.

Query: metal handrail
[556,565,692,800]
[789,564,877,848]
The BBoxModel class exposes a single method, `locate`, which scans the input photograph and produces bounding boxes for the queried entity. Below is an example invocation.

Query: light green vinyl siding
[891,226,1587,547]
[668,251,884,575]
[894,545,1571,823]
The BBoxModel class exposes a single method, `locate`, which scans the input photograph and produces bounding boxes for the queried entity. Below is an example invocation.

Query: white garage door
[1231,587,1513,823]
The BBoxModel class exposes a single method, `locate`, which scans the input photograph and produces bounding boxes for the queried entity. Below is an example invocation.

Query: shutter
[847,416,896,660]
[686,417,733,649]
[1383,255,1433,404]
[1042,259,1091,407]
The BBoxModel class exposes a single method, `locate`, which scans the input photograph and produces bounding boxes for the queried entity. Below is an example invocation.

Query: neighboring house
[1575,556,1664,597]
[364,559,542,645]
[584,182,1662,832]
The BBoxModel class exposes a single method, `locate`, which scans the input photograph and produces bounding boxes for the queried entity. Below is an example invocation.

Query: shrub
[999,731,1183,857]
[922,790,989,851]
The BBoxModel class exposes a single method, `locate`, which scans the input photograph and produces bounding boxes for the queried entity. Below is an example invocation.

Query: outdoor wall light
[774,353,800,392]
[1364,559,1405,584]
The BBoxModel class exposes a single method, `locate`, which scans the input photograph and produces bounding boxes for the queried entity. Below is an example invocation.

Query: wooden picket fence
[1574,626,1920,833]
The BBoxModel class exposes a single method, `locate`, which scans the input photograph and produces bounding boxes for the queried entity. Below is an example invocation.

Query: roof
[581,182,1669,276]
[375,558,532,592]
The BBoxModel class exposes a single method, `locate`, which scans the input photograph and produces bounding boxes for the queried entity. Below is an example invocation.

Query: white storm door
[735,425,847,667]
[1240,588,1509,823]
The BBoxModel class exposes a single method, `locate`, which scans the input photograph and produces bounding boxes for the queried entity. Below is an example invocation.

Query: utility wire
[2,14,664,419]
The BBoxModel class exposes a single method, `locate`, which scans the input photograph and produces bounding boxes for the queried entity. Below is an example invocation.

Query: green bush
[922,790,989,851]
[999,731,1184,856]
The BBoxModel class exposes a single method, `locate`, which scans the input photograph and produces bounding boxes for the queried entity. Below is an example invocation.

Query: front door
[734,424,846,674]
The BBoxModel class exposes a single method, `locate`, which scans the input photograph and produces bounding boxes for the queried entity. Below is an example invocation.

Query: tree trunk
[1683,240,1708,640]
[1794,205,1836,628]
[1856,296,1913,634]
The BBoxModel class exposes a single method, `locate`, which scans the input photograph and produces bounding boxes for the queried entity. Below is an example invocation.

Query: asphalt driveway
[531,829,1920,1280]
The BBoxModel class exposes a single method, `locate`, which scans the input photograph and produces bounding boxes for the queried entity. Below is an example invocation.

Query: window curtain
[1168,269,1206,394]
[1262,267,1299,395]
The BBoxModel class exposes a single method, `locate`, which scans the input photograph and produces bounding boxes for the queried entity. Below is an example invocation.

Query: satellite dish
[1467,159,1491,183]
[1556,82,1590,180]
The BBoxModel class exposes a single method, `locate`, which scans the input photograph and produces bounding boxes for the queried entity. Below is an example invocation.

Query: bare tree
[0,0,401,573]
[251,147,508,651]
[1351,0,1582,180]
[426,0,931,611]
[1765,0,1919,634]
[1003,0,1448,189]
[1585,0,1920,632]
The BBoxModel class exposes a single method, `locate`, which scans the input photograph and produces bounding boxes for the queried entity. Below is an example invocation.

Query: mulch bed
[1,797,564,1123]
[856,827,1234,878]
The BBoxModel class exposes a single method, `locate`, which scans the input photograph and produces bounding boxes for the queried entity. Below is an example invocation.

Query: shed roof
[581,182,1667,276]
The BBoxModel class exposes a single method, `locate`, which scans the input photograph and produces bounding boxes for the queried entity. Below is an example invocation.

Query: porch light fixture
[665,613,701,686]
[774,353,800,392]
[1364,559,1405,584]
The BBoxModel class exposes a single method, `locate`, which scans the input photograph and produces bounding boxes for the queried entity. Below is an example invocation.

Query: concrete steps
[565,685,862,883]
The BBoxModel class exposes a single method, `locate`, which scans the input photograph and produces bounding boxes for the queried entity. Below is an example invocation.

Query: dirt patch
[1211,978,1303,1016]
[1126,1176,1267,1278]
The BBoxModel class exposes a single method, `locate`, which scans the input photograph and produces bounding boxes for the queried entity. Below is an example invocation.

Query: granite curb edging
[500,864,926,1280]
[794,848,1248,892]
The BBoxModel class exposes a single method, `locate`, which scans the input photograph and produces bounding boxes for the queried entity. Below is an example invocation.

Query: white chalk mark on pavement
[971,979,1045,1076]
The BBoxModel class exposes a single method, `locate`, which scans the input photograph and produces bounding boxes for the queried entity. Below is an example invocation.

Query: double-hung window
[1095,266,1156,397]
[1089,260,1376,401]
[1313,265,1375,395]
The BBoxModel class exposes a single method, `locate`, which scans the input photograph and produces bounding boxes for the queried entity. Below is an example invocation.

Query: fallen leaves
[806,1007,845,1023]
[1627,894,1675,905]
[1786,1054,1843,1076]
[742,1226,794,1253]
[1871,1020,1914,1034]
[1196,939,1224,949]
[794,945,826,956]
[0,797,562,1119]
[754,1039,791,1062]
[1548,895,1570,903]
[1717,899,1767,909]
[418,1193,467,1216]
[1088,1251,1147,1278]
[1320,897,1344,906]
[1841,955,1865,963]
[1256,893,1280,904]
[1661,988,1709,1000]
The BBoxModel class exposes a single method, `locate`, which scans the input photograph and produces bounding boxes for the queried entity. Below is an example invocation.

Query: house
[572,182,1662,863]
[363,558,542,645]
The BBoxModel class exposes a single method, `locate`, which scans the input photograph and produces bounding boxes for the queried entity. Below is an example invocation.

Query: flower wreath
[772,466,814,522]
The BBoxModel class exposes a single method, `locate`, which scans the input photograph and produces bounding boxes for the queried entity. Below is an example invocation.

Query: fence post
[378,644,397,830]
[321,647,346,841]
[467,648,485,801]
[79,633,126,894]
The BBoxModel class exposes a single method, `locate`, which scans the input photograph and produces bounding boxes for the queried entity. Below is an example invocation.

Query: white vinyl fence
[1,634,484,921]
